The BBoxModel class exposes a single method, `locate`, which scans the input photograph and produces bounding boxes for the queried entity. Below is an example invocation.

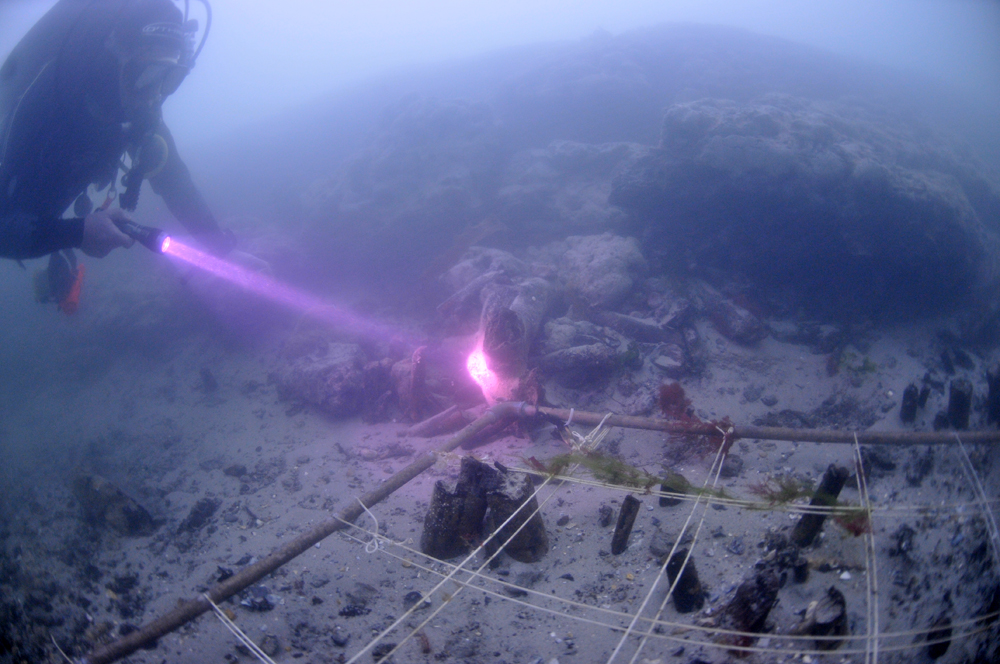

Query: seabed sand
[1,295,999,663]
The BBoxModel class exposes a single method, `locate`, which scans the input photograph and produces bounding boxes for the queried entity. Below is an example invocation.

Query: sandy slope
[1,310,998,664]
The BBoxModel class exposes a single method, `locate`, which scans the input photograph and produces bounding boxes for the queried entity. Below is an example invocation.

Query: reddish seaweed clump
[833,510,872,536]
[659,382,692,420]
[659,382,737,459]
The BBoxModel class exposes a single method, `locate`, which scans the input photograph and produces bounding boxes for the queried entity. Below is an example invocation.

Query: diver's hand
[229,249,273,275]
[80,209,134,257]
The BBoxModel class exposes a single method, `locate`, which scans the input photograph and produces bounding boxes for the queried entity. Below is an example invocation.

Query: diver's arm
[147,121,235,255]
[0,208,133,260]
[0,208,84,259]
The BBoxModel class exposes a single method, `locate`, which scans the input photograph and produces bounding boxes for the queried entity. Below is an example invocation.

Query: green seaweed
[747,475,814,507]
[831,502,872,536]
[839,350,878,375]
[527,451,727,500]
[617,342,644,372]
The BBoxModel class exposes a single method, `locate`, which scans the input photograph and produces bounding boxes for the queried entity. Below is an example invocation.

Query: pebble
[839,571,852,581]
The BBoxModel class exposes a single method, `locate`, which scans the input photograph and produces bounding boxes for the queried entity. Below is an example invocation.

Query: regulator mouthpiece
[115,219,171,253]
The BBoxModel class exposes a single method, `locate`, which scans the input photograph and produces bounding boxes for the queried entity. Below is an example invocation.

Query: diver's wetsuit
[0,0,226,261]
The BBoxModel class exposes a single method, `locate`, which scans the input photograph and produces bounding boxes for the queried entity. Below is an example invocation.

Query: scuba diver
[0,0,263,312]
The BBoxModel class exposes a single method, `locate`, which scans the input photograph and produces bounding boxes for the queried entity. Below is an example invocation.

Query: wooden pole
[528,406,1000,446]
[81,402,524,664]
[81,400,997,663]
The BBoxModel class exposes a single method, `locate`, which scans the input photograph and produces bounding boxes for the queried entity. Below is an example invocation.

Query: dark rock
[223,464,247,478]
[505,570,544,598]
[372,642,397,663]
[593,311,669,343]
[703,294,768,346]
[270,343,366,418]
[338,605,370,618]
[905,448,934,486]
[795,586,847,650]
[659,480,683,507]
[649,528,693,562]
[178,497,220,533]
[665,549,704,613]
[331,628,350,647]
[889,524,915,559]
[947,378,973,429]
[725,536,745,556]
[260,634,280,657]
[719,454,744,479]
[926,614,952,659]
[241,585,275,612]
[540,343,618,387]
[72,472,158,537]
[345,582,378,607]
[742,384,763,403]
[403,591,430,611]
[932,410,950,431]
[598,504,614,527]
[859,446,897,480]
[556,514,570,526]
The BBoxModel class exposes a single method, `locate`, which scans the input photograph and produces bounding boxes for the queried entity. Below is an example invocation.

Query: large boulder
[530,233,647,310]
[270,342,367,417]
[611,94,1000,318]
[495,141,645,241]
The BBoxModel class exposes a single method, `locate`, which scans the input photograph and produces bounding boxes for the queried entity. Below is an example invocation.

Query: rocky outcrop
[611,94,1000,319]
[495,141,645,241]
[270,343,367,418]
[530,233,648,310]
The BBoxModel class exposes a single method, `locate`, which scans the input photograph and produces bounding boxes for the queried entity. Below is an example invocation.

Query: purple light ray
[164,239,404,342]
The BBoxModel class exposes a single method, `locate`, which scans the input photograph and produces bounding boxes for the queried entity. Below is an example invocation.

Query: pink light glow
[466,344,499,403]
[163,239,401,341]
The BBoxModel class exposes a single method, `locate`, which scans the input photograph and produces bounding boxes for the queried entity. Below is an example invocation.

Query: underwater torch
[114,219,171,254]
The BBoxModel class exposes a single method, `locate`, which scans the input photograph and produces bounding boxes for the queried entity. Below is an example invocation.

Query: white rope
[346,418,615,664]
[203,593,277,664]
[853,432,880,664]
[952,432,1000,565]
[356,498,388,553]
[50,635,74,664]
[615,425,731,664]
[331,447,1000,658]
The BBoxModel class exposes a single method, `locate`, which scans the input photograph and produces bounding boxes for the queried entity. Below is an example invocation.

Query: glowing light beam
[163,238,403,342]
